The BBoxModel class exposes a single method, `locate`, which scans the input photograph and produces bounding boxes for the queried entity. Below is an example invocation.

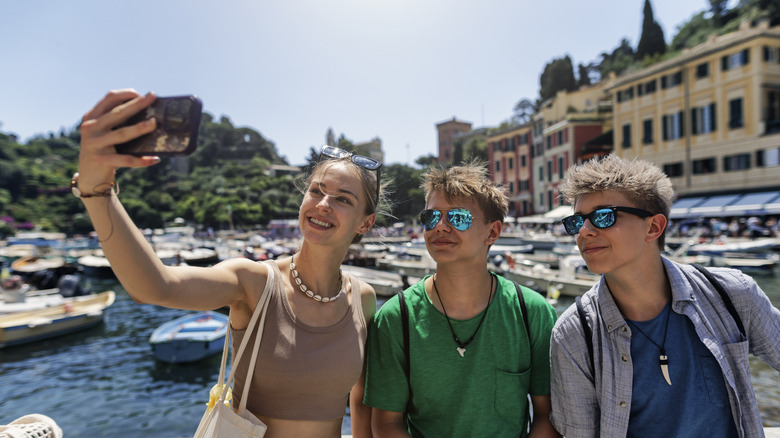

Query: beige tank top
[231,259,367,421]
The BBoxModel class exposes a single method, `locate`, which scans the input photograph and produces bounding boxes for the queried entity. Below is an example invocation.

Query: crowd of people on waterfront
[668,216,780,239]
[7,89,777,437]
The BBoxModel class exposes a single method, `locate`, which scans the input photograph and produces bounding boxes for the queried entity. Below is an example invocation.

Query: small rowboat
[149,311,229,363]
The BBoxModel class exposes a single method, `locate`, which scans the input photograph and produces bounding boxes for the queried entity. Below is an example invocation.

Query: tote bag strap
[217,261,275,408]
[235,283,272,415]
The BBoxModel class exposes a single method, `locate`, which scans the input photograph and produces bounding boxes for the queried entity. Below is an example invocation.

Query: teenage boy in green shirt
[364,162,560,438]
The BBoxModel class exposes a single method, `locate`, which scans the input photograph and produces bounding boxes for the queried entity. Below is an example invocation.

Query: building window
[521,155,526,167]
[723,153,751,171]
[729,98,744,129]
[662,112,684,140]
[722,49,750,70]
[692,103,717,135]
[692,157,716,174]
[642,119,654,144]
[764,46,780,63]
[508,181,514,194]
[495,160,501,172]
[663,162,684,177]
[557,131,564,145]
[547,161,552,182]
[558,157,564,179]
[768,91,780,134]
[508,158,514,169]
[622,124,632,148]
[539,165,544,182]
[646,79,657,93]
[661,73,681,89]
[539,193,544,207]
[757,148,780,167]
[546,136,552,150]
[672,71,682,87]
[623,87,634,100]
[695,62,709,79]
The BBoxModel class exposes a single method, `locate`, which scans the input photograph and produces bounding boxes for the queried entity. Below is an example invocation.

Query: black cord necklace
[432,273,494,358]
[625,302,673,386]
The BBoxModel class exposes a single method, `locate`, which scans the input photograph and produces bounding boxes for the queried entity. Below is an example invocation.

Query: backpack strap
[512,280,534,433]
[397,290,412,416]
[513,281,532,343]
[575,295,594,374]
[398,290,410,374]
[691,263,745,336]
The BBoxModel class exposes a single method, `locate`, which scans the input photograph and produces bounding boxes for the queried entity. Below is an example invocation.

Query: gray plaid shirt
[550,257,780,438]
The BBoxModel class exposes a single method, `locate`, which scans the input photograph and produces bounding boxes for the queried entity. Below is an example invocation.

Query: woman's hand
[78,89,160,193]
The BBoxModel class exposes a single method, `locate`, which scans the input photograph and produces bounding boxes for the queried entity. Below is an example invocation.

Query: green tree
[539,55,578,102]
[415,155,438,168]
[382,163,425,222]
[709,0,731,26]
[598,38,636,78]
[636,0,667,60]
[670,12,713,51]
[512,99,534,124]
[577,63,593,87]
[759,0,780,25]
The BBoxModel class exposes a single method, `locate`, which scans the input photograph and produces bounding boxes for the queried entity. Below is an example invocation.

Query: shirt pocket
[495,367,531,429]
[698,355,730,409]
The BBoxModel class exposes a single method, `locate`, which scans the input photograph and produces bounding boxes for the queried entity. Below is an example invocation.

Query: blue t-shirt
[627,302,738,437]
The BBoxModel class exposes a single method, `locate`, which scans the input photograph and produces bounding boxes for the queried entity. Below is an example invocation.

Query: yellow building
[609,20,780,212]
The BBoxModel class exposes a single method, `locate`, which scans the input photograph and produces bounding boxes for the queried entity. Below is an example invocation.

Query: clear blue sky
[1,0,716,166]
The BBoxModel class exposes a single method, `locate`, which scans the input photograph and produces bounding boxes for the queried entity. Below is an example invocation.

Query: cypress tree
[636,0,667,60]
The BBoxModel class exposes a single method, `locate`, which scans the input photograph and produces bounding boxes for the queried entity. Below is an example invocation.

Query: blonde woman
[77,89,384,438]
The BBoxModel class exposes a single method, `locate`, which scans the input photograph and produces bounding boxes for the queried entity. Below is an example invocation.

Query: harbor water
[1,272,778,436]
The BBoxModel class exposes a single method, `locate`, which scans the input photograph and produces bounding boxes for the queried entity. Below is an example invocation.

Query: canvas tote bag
[194,266,274,437]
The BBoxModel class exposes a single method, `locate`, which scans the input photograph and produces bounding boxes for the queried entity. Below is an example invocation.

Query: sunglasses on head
[561,206,655,235]
[419,208,474,231]
[319,145,382,200]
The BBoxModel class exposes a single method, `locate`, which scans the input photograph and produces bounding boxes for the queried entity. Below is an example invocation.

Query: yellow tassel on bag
[206,384,233,411]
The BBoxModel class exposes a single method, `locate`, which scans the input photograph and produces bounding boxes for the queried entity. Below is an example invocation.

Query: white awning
[671,191,780,218]
[688,194,742,217]
[670,196,707,219]
[543,205,574,220]
[723,191,780,216]
[515,214,555,224]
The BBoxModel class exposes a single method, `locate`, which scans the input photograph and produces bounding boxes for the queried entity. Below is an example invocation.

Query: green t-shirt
[364,274,558,438]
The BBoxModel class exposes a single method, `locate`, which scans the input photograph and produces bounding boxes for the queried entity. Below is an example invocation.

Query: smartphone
[115,95,203,156]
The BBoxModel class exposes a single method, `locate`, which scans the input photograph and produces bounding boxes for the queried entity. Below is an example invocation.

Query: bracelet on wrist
[71,172,119,198]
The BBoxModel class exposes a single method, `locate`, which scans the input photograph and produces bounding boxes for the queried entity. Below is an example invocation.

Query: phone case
[115,95,203,157]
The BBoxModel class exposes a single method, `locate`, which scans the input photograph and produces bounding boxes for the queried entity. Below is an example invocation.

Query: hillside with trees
[514,0,780,117]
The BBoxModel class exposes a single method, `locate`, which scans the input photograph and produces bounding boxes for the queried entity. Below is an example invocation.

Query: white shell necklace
[290,254,345,303]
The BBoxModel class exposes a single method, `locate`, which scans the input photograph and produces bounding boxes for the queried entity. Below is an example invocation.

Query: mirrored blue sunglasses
[561,206,655,235]
[419,208,474,231]
[319,145,382,199]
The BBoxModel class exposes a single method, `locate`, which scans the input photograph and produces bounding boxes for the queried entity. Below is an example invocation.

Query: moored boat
[77,253,115,278]
[10,255,67,275]
[0,290,115,348]
[149,311,229,363]
[341,264,416,297]
[498,255,598,297]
